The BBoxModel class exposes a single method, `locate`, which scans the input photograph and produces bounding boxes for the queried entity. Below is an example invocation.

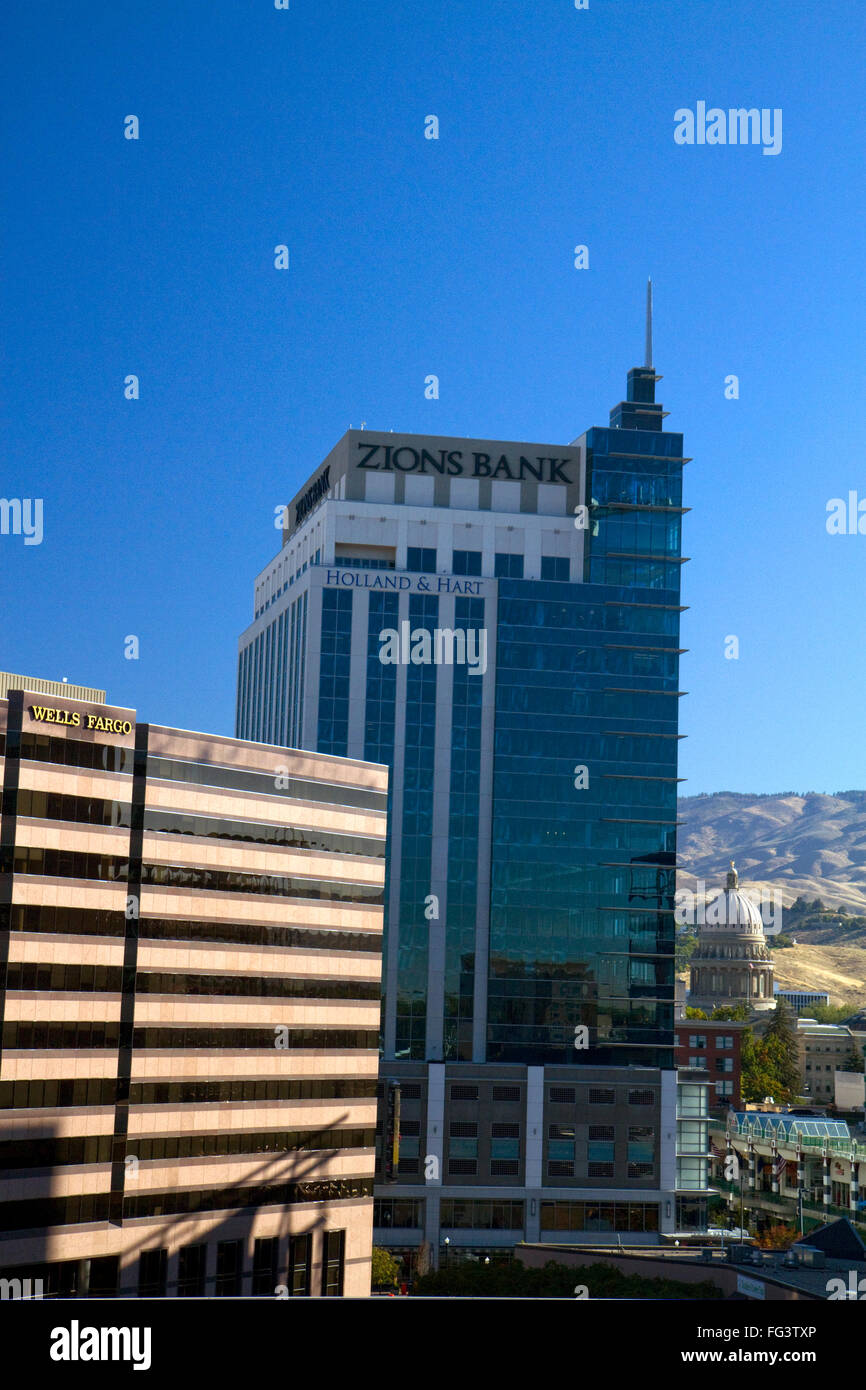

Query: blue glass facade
[317,588,353,756]
[444,594,484,1061]
[395,593,438,1058]
[236,589,306,746]
[487,368,684,1067]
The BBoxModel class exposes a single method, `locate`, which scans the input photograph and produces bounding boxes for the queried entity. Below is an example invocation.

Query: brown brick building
[675,1020,744,1110]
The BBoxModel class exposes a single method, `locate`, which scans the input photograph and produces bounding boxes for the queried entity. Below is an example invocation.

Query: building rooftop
[0,671,106,703]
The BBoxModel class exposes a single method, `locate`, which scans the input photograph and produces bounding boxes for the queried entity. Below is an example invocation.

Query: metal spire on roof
[644,277,653,368]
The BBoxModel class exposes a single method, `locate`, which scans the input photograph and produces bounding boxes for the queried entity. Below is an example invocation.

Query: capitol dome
[687,862,776,1014]
[702,868,766,935]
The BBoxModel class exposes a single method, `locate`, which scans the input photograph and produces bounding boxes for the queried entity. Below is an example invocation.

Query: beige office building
[0,683,386,1297]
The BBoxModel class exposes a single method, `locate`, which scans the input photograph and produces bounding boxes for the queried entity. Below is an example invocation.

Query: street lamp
[443,1236,450,1270]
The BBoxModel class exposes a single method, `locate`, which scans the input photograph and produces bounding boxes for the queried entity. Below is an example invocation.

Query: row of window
[13,735,382,816]
[145,755,386,813]
[687,1055,734,1072]
[11,846,383,905]
[405,549,569,581]
[15,788,385,861]
[394,1157,653,1180]
[0,1076,378,1109]
[4,961,380,1001]
[540,1201,660,1232]
[142,1231,327,1297]
[548,1086,656,1106]
[144,808,385,859]
[686,1034,735,1049]
[3,903,381,954]
[0,1179,373,1232]
[444,1083,656,1106]
[373,1200,662,1232]
[2,1022,380,1050]
[254,547,321,619]
[17,732,134,774]
[0,1127,375,1170]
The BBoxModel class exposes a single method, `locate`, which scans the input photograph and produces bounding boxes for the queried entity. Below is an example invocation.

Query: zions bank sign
[355,441,574,482]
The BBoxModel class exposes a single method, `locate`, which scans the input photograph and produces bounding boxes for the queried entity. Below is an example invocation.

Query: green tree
[842,1042,864,1074]
[812,1004,853,1024]
[762,1000,801,1103]
[740,1027,777,1103]
[711,1004,749,1022]
[684,1006,708,1020]
[371,1247,400,1289]
[676,931,698,972]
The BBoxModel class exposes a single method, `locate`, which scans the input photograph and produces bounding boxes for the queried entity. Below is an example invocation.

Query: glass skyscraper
[237,337,708,1259]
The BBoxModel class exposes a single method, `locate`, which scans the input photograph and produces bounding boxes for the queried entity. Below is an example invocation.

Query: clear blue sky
[2,0,863,796]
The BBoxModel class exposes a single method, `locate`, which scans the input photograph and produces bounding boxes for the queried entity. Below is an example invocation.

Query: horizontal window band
[4,963,380,1001]
[2,1022,380,1050]
[2,905,380,953]
[146,755,387,813]
[0,1179,374,1233]
[0,1127,376,1170]
[0,1077,378,1109]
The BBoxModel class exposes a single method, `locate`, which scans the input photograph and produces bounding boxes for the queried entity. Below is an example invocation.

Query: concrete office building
[237,294,707,1255]
[0,682,386,1296]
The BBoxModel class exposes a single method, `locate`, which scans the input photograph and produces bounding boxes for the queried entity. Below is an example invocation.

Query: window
[88,1257,118,1297]
[490,1160,519,1176]
[449,1138,478,1159]
[717,1035,733,1049]
[322,1231,345,1297]
[450,1085,478,1101]
[448,1159,477,1175]
[548,1141,575,1161]
[493,1086,521,1102]
[440,1200,524,1229]
[407,547,436,573]
[373,1199,423,1229]
[491,1123,519,1139]
[540,556,569,581]
[588,1141,615,1163]
[453,549,482,576]
[494,553,524,579]
[629,1089,655,1106]
[541,1201,658,1233]
[289,1234,312,1296]
[715,1081,733,1098]
[215,1240,243,1296]
[547,1161,575,1178]
[716,1058,733,1074]
[688,1035,706,1049]
[589,1089,615,1105]
[177,1243,206,1297]
[588,1163,615,1178]
[139,1249,167,1298]
[549,1087,575,1104]
[252,1237,278,1295]
[688,1055,705,1068]
[450,1122,478,1137]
